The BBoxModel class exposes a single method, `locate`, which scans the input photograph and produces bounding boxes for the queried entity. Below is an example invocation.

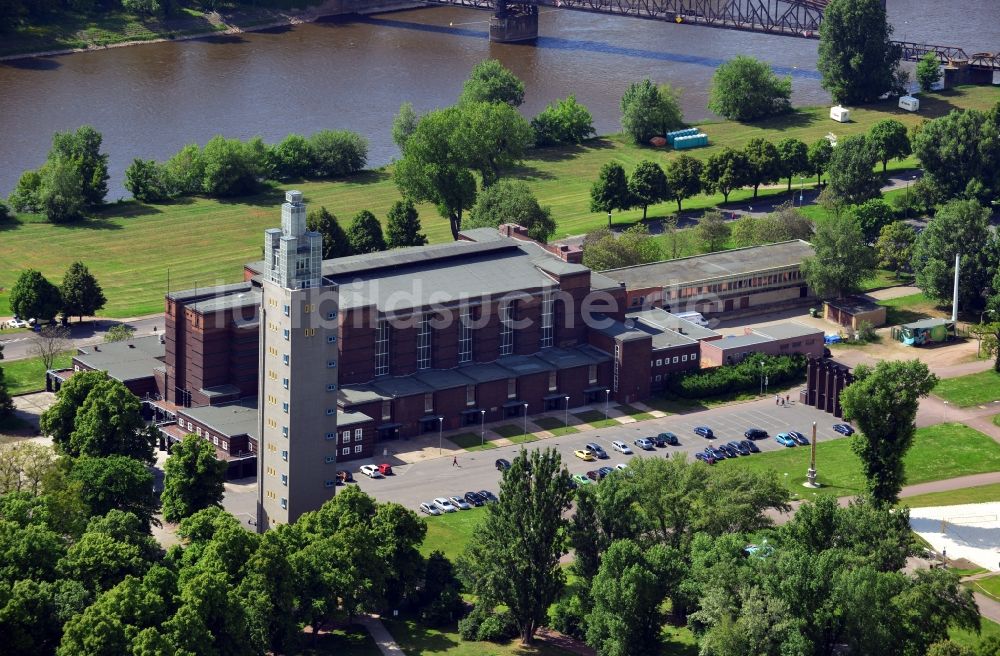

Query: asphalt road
[220,398,849,520]
[0,315,163,361]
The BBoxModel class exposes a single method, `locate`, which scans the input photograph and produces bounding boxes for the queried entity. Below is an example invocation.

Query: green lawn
[531,417,580,437]
[720,423,1000,500]
[615,404,655,421]
[572,410,619,428]
[877,291,948,326]
[950,617,1000,650]
[903,483,1000,508]
[1,352,73,395]
[967,574,1000,603]
[448,432,498,452]
[420,507,487,562]
[935,370,1000,408]
[4,86,997,318]
[383,618,577,656]
[297,624,382,656]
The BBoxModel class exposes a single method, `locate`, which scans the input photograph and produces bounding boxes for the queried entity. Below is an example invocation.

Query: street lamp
[607,210,612,230]
[799,176,804,206]
[943,401,950,423]
[564,395,570,429]
[522,403,529,439]
[604,389,611,420]
[480,410,486,447]
[438,416,443,455]
[759,361,765,396]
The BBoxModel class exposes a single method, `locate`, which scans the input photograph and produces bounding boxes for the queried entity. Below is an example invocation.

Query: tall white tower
[257,190,339,531]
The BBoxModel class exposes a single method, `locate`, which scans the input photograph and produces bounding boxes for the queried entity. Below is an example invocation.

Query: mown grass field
[720,423,1000,500]
[903,482,1000,508]
[3,86,997,318]
[1,351,72,395]
[934,370,1000,408]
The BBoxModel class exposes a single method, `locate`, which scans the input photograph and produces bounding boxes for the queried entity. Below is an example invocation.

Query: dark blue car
[739,439,761,454]
[833,423,855,436]
[695,452,716,465]
[694,426,714,439]
[789,431,810,446]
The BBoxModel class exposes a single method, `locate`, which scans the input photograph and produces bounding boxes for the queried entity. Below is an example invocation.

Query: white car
[611,440,633,455]
[449,496,471,510]
[8,318,31,329]
[419,502,442,516]
[616,463,629,471]
[359,464,383,479]
[433,497,457,513]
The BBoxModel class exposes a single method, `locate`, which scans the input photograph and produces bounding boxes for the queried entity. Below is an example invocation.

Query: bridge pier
[489,4,538,43]
[942,60,995,88]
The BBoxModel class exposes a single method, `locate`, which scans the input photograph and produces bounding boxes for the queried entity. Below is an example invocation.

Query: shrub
[201,135,269,197]
[8,169,43,213]
[124,158,170,203]
[271,134,315,180]
[531,95,595,147]
[475,610,517,642]
[550,593,589,640]
[708,55,792,121]
[0,198,11,221]
[666,353,807,399]
[308,130,368,178]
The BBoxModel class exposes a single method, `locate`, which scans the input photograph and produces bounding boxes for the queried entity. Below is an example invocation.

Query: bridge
[421,0,1000,72]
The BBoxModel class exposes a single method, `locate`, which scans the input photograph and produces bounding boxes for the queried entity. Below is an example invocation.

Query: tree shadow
[0,56,61,70]
[193,34,247,46]
[745,108,819,130]
[528,138,616,163]
[249,24,295,36]
[96,201,164,219]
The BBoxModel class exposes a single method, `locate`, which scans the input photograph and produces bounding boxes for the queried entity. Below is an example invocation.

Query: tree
[875,221,916,276]
[270,134,315,180]
[161,433,227,523]
[104,324,136,343]
[627,161,668,220]
[122,0,162,16]
[39,157,86,223]
[707,55,792,121]
[696,211,731,253]
[462,448,574,645]
[124,158,169,203]
[912,199,995,310]
[0,344,14,422]
[40,369,109,452]
[346,210,387,254]
[801,213,875,298]
[9,269,61,322]
[828,134,882,204]
[742,138,781,198]
[68,377,155,463]
[393,106,477,240]
[385,199,427,248]
[913,107,1000,204]
[163,144,205,196]
[817,0,903,104]
[702,147,748,203]
[453,101,533,188]
[808,138,834,185]
[0,441,55,495]
[664,155,703,212]
[582,225,661,271]
[531,95,595,147]
[620,80,683,144]
[60,261,105,322]
[466,180,555,243]
[28,325,70,371]
[589,161,632,226]
[418,551,464,627]
[49,125,109,208]
[307,129,368,178]
[392,101,419,153]
[7,169,43,213]
[840,360,937,503]
[916,52,942,92]
[869,119,911,174]
[68,455,158,528]
[200,135,268,197]
[459,59,525,107]
[775,137,809,192]
[307,206,353,259]
[851,198,896,244]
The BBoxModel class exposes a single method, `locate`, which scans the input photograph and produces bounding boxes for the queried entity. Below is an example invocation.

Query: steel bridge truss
[897,41,1000,70]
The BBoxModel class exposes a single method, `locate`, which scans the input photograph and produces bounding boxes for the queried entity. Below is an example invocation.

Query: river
[0,1,997,199]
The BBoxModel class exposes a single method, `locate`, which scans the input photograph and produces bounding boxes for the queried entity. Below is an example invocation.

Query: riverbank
[0,0,425,61]
[1,85,997,318]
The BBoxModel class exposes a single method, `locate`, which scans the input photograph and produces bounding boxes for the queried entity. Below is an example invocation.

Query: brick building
[699,322,824,367]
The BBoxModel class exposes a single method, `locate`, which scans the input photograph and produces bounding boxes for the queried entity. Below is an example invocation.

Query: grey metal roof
[74,335,165,382]
[338,410,374,427]
[902,318,954,329]
[187,290,261,315]
[752,322,822,341]
[339,385,390,405]
[497,354,555,376]
[372,376,432,398]
[167,281,253,303]
[627,309,720,341]
[824,296,884,314]
[535,346,606,369]
[704,334,774,350]
[593,319,652,343]
[458,227,506,242]
[179,400,258,439]
[600,240,815,288]
[414,369,474,391]
[455,362,514,383]
[590,271,623,292]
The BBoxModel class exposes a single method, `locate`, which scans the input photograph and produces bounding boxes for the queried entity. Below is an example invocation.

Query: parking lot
[334,397,848,513]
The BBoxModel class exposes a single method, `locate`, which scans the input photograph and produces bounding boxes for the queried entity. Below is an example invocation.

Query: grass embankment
[3,86,997,318]
[903,483,1000,508]
[720,423,1000,500]
[934,370,1000,408]
[968,575,1000,603]
[1,352,72,395]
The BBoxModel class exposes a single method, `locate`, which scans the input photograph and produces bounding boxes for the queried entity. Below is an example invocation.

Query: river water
[0,1,997,198]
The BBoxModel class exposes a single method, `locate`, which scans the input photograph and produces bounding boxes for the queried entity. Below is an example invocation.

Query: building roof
[179,400,258,439]
[337,410,373,427]
[902,318,955,330]
[339,385,390,405]
[414,368,474,391]
[593,318,652,343]
[497,354,555,376]
[167,281,253,303]
[751,322,823,341]
[704,333,774,351]
[458,227,507,242]
[74,335,165,382]
[600,240,815,289]
[824,296,884,314]
[535,345,611,369]
[626,308,720,341]
[187,289,260,315]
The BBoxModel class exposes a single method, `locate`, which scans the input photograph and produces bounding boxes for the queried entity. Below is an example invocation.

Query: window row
[651,353,694,366]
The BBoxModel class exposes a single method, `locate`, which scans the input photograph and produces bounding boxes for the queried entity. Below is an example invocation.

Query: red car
[378,463,393,476]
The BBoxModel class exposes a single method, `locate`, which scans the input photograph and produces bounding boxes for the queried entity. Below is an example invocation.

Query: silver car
[433,497,458,513]
[419,502,442,516]
[449,495,472,510]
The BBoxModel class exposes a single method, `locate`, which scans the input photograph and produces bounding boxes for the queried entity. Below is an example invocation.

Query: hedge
[666,353,807,399]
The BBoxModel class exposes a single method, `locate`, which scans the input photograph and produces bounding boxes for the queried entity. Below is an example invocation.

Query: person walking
[452,455,458,467]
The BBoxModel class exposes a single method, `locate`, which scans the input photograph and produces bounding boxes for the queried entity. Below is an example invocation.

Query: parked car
[611,440,633,455]
[744,428,768,440]
[378,463,393,476]
[789,430,809,446]
[571,473,591,486]
[775,433,797,447]
[464,491,485,506]
[706,446,728,460]
[727,440,750,456]
[648,434,667,447]
[433,497,457,513]
[574,449,595,461]
[598,466,615,478]
[718,444,739,458]
[615,463,629,471]
[478,490,498,503]
[694,426,714,439]
[585,442,608,459]
[419,502,442,516]
[695,452,716,465]
[359,464,383,478]
[586,470,602,482]
[739,439,760,454]
[336,470,354,484]
[449,496,471,510]
[634,437,655,451]
[495,458,511,471]
[9,318,31,329]
[833,423,855,436]
[658,432,680,446]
